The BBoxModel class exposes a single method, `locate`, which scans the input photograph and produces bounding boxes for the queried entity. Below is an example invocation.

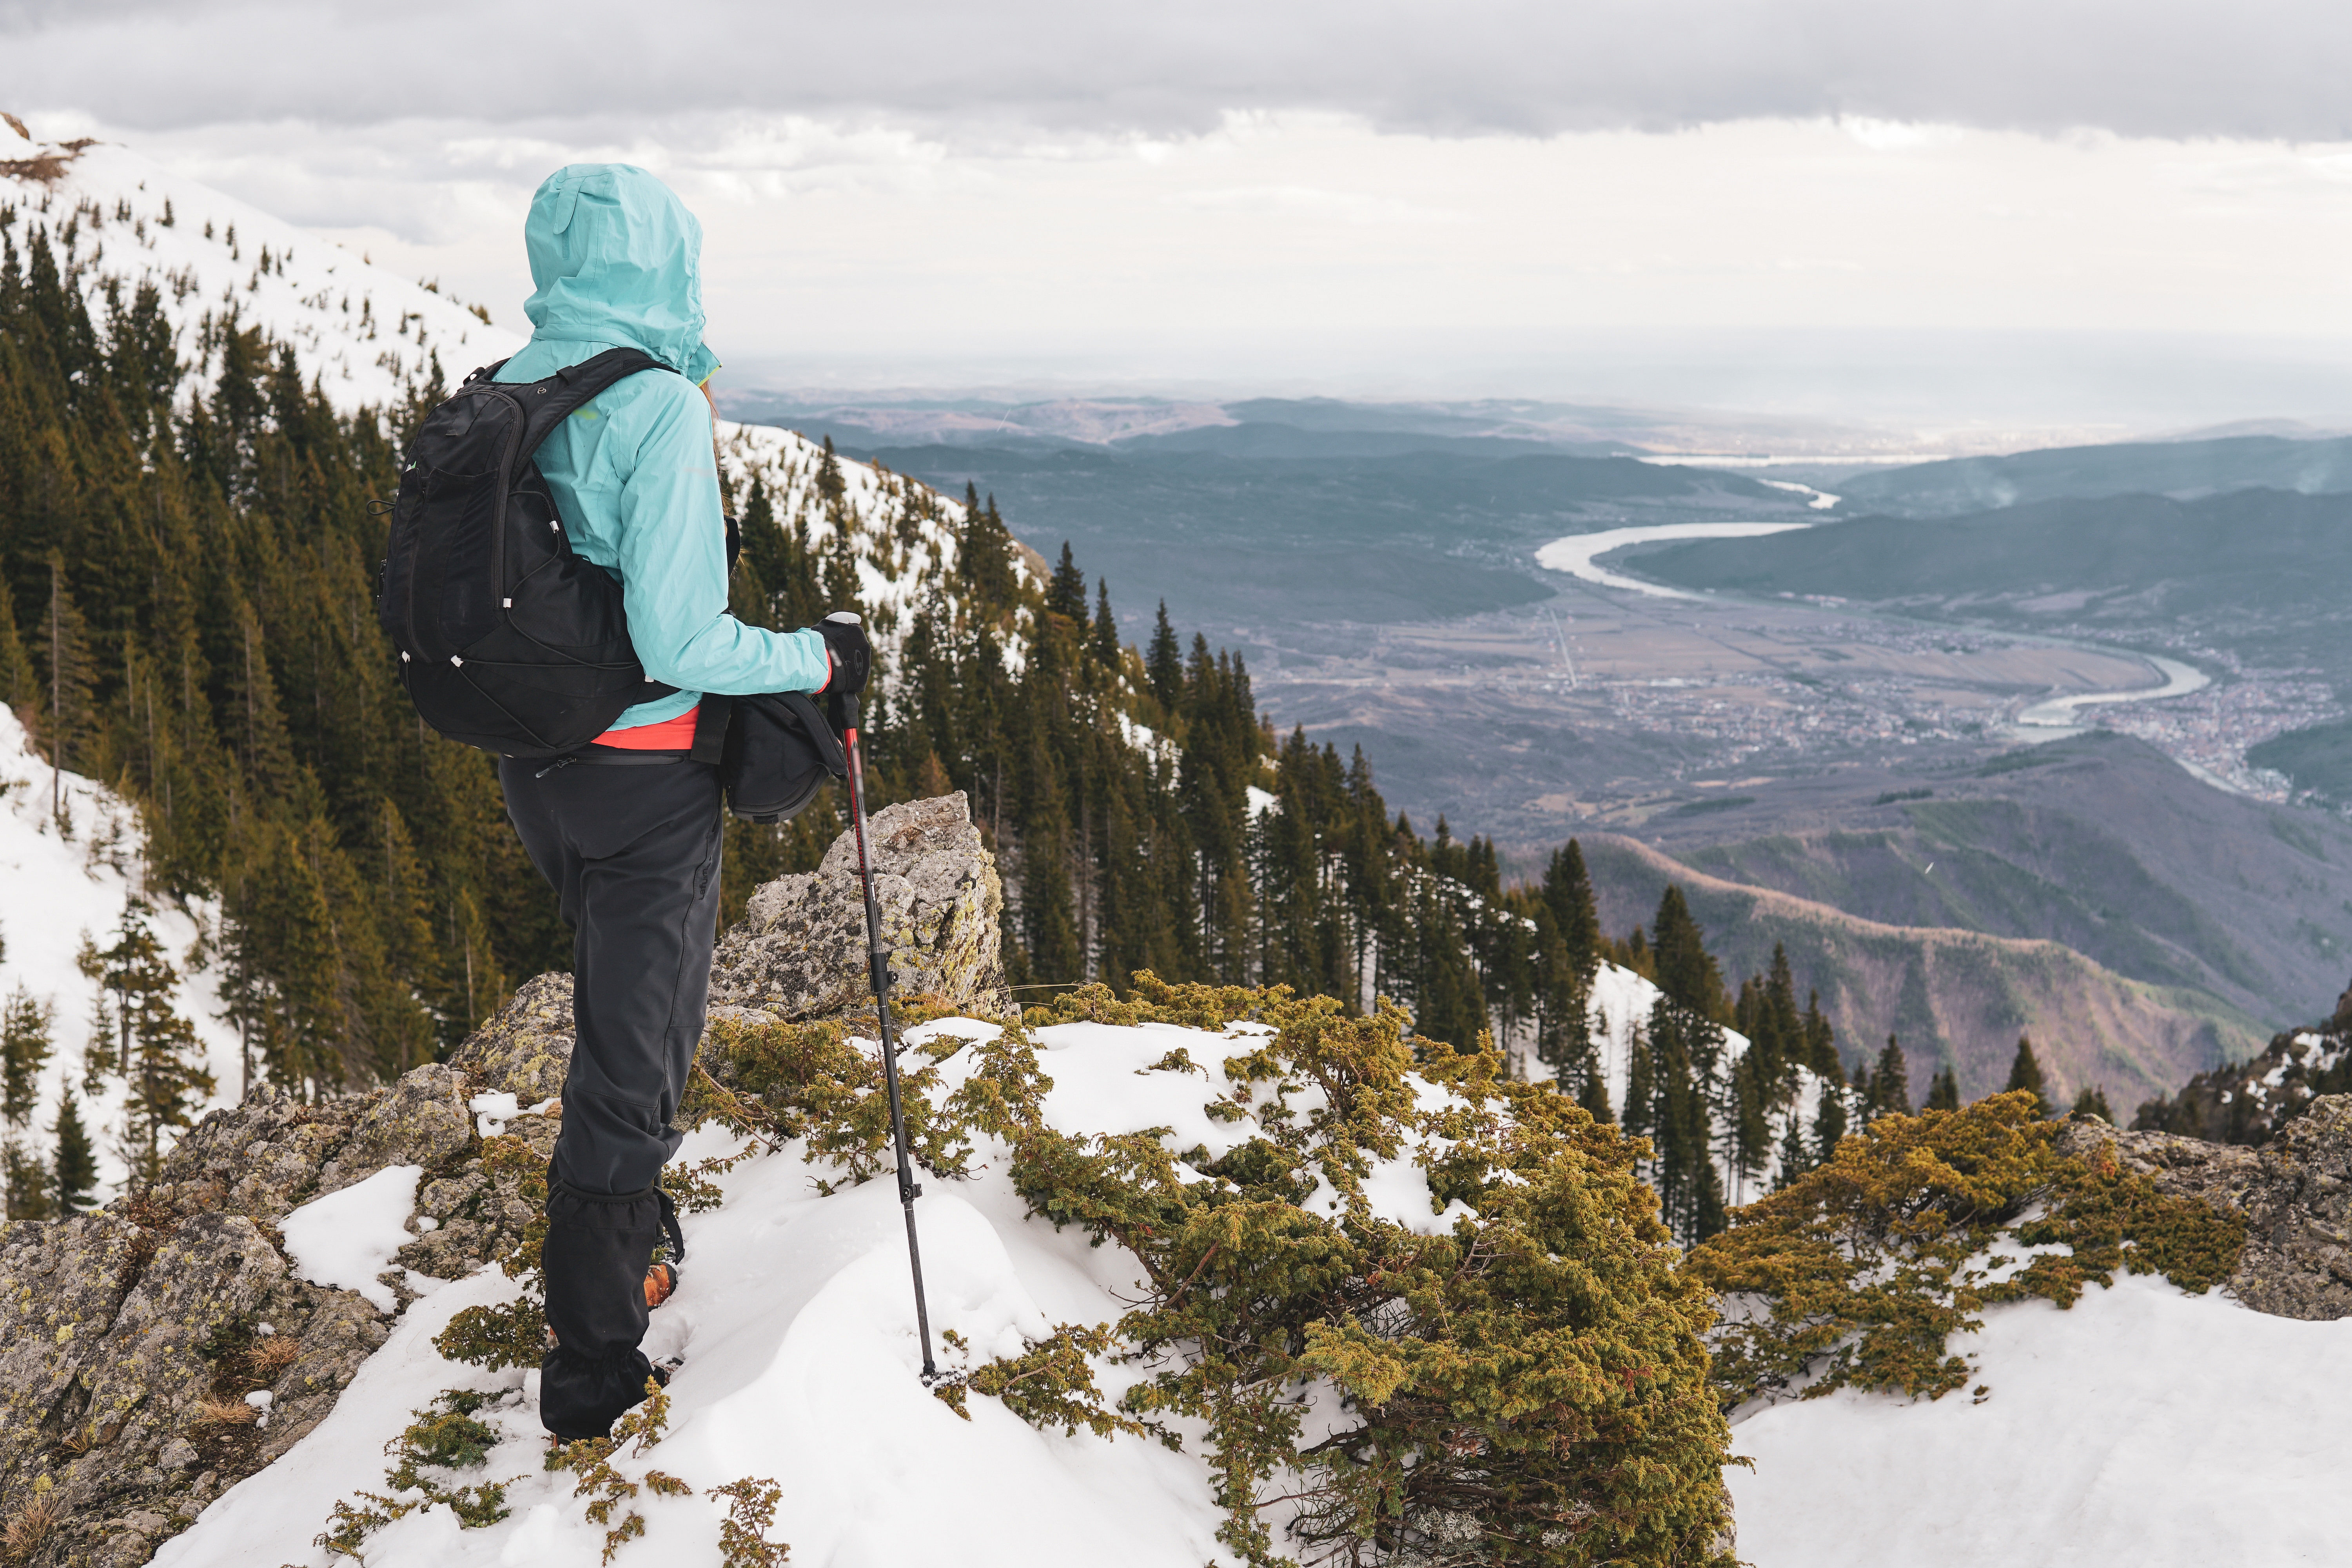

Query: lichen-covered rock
[448,971,576,1103]
[315,1063,473,1197]
[2062,1094,2352,1319]
[711,791,1013,1022]
[148,1093,362,1223]
[392,1110,560,1283]
[0,1215,144,1482]
[76,1216,283,1474]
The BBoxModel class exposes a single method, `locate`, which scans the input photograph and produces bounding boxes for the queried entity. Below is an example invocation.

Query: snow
[469,1091,523,1139]
[150,1014,1530,1566]
[280,1164,426,1313]
[0,707,243,1198]
[4,129,516,414]
[1729,1273,2352,1566]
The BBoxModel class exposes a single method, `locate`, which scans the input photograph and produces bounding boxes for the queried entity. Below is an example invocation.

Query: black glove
[812,612,870,696]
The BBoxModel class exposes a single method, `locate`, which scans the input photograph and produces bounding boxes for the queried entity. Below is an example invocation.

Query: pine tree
[2071,1083,2114,1122]
[1869,1035,1911,1118]
[2005,1036,2051,1117]
[1772,1112,1811,1190]
[1811,1078,1849,1162]
[1090,579,1120,667]
[814,433,846,505]
[1650,886,1726,1020]
[52,1090,97,1214]
[1146,602,1183,715]
[0,580,35,715]
[1728,1051,1772,1206]
[959,487,1020,619]
[1045,542,1089,630]
[1,984,53,1129]
[1756,944,1802,1094]
[2,1138,51,1221]
[1801,990,1839,1078]
[1543,840,1602,979]
[82,894,215,1177]
[1925,1064,1961,1111]
[820,505,863,614]
[37,551,97,819]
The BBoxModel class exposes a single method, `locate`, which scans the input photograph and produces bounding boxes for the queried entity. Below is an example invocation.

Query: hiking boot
[644,1261,680,1310]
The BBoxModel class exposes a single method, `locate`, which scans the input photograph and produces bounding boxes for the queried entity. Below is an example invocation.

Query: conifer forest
[0,219,1893,1240]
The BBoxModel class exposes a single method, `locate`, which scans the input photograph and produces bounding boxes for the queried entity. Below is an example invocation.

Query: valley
[762,401,2352,1093]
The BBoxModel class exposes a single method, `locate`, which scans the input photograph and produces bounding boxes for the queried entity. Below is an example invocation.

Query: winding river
[1531,521,1810,599]
[1534,520,2209,730]
[2013,653,2210,729]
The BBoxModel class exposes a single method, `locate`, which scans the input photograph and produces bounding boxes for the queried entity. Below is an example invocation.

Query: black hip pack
[689,691,849,823]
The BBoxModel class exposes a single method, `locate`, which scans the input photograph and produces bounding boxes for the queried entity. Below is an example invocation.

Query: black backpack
[378,348,675,756]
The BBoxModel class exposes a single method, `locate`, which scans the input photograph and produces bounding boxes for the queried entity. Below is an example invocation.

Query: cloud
[5,0,2351,144]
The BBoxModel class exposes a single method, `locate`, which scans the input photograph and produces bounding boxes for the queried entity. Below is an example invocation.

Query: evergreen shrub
[1686,1092,2246,1408]
[1003,974,1735,1568]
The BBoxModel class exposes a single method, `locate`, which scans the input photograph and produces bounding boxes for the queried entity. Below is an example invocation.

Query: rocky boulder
[710,790,1014,1024]
[447,971,577,1103]
[2061,1094,2352,1320]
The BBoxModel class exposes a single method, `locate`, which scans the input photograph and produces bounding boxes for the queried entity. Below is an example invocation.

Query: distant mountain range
[1833,433,2352,517]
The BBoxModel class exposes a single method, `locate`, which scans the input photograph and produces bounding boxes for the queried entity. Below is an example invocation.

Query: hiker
[489,164,869,1441]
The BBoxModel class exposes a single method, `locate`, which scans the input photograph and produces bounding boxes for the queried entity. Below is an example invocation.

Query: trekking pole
[828,613,939,1383]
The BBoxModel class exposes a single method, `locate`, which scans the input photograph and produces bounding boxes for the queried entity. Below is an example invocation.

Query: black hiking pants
[498,754,723,1441]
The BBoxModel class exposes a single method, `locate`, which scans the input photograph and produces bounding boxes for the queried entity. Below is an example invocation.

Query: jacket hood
[521,164,718,381]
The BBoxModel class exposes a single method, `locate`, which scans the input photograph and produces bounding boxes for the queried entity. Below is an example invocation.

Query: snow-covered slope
[1728,1271,2352,1565]
[151,1013,1490,1568]
[1526,958,1835,1206]
[0,707,242,1197]
[3,124,510,411]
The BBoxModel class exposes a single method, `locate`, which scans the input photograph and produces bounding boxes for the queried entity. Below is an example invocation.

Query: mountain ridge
[1579,830,2262,1106]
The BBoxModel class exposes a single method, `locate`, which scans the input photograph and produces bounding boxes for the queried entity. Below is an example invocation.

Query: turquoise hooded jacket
[495,164,827,731]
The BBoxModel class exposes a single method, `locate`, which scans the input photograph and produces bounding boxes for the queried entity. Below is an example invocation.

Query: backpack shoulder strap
[512,347,676,457]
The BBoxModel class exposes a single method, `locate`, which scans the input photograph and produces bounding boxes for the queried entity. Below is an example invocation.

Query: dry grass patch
[191,1396,260,1429]
[4,1491,62,1562]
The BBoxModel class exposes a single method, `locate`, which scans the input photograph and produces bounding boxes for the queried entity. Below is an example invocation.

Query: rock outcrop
[0,793,1011,1565]
[710,791,1014,1024]
[2131,1020,2350,1146]
[2061,1095,2352,1320]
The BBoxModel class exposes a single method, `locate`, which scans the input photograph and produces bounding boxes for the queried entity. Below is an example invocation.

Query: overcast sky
[11,1,2352,427]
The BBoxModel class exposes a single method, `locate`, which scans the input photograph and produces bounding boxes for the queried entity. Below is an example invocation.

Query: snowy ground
[1729,1274,2352,1565]
[0,708,243,1197]
[155,1015,1408,1568]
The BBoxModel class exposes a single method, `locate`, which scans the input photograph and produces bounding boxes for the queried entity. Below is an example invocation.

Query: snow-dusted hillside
[1,120,999,658]
[1525,959,1834,1206]
[0,707,241,1199]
